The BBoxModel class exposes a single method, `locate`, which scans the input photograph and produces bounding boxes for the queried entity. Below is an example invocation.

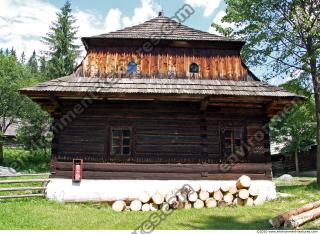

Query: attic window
[189,63,199,73]
[128,61,137,73]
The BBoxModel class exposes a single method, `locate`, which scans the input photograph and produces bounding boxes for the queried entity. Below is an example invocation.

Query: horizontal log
[0,187,46,192]
[55,162,272,174]
[0,194,45,199]
[52,170,270,180]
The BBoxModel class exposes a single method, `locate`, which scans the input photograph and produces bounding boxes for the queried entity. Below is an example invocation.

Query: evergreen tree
[20,51,26,64]
[27,50,38,73]
[42,0,80,79]
[0,49,3,56]
[5,48,9,56]
[10,47,16,59]
[39,56,47,74]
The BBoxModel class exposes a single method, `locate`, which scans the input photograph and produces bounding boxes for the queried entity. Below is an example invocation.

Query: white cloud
[104,8,122,32]
[0,0,57,57]
[185,0,222,17]
[0,0,160,60]
[122,0,160,27]
[207,10,234,35]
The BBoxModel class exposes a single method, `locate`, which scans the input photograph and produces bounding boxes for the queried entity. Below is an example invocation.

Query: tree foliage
[213,0,320,181]
[42,0,80,79]
[0,49,52,164]
[270,77,316,156]
[212,0,320,80]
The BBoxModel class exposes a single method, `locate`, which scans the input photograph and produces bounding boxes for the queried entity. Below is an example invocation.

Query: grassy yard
[0,177,319,230]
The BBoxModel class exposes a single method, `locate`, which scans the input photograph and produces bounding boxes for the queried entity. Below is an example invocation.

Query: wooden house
[20,14,303,183]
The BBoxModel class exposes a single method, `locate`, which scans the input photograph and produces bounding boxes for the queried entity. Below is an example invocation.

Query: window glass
[223,128,244,157]
[189,63,199,73]
[111,128,131,156]
[128,61,137,73]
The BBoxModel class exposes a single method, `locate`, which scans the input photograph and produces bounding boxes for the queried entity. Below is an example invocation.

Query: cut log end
[238,189,250,200]
[141,203,151,212]
[223,193,234,204]
[194,199,204,209]
[139,191,151,203]
[112,200,126,212]
[130,200,142,211]
[188,191,198,202]
[205,198,217,208]
[213,190,223,201]
[199,190,209,201]
[152,192,164,205]
[236,175,252,189]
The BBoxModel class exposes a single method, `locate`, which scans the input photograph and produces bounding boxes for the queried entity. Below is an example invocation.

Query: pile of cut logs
[270,200,320,229]
[112,175,267,212]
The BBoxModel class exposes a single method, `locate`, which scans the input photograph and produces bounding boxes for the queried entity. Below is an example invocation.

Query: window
[189,63,199,73]
[127,61,137,73]
[223,128,243,157]
[111,128,131,156]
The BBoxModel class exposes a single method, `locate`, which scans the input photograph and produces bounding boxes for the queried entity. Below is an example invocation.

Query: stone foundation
[46,179,277,203]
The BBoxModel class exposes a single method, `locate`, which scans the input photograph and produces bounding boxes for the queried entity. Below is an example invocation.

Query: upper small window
[111,128,131,156]
[189,63,199,73]
[128,61,137,73]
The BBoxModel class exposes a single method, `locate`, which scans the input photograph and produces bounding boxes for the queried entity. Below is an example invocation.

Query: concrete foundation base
[46,179,277,203]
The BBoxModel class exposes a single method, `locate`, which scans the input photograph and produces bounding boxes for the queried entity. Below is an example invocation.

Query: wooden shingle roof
[82,15,242,43]
[20,75,304,99]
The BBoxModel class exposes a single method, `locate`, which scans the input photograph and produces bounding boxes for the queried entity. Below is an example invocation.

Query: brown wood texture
[82,47,253,81]
[51,170,271,180]
[49,99,271,179]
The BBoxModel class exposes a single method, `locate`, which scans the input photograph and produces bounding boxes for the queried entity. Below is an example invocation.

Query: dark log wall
[81,47,254,81]
[51,100,271,180]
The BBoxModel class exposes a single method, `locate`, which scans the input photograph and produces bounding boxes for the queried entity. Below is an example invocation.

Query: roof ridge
[83,15,242,43]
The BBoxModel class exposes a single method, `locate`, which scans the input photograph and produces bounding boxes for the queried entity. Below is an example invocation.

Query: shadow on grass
[277,181,320,193]
[177,215,270,230]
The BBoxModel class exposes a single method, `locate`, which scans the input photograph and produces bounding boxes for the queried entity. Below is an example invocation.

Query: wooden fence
[0,173,50,200]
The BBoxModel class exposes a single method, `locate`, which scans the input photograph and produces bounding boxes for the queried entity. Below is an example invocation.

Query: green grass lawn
[0,177,319,230]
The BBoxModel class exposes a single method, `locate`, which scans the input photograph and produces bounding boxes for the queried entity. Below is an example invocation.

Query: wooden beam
[200,97,209,111]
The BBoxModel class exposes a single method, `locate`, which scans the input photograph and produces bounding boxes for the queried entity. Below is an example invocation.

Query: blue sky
[0,0,286,84]
[0,0,227,57]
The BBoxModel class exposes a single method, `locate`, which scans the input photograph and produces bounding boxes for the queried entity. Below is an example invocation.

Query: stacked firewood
[112,175,267,212]
[270,200,320,229]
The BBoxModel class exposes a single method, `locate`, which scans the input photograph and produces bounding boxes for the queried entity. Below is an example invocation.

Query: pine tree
[10,47,16,59]
[42,0,80,79]
[20,51,26,64]
[5,48,9,56]
[39,56,47,74]
[27,50,38,73]
[0,49,3,56]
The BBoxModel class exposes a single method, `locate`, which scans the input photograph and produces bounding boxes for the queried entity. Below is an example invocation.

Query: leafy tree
[17,102,52,152]
[212,0,320,182]
[42,0,80,79]
[0,54,34,163]
[27,50,38,73]
[270,77,316,175]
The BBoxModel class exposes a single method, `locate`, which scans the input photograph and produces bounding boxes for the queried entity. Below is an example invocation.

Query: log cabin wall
[51,100,272,180]
[81,46,254,81]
